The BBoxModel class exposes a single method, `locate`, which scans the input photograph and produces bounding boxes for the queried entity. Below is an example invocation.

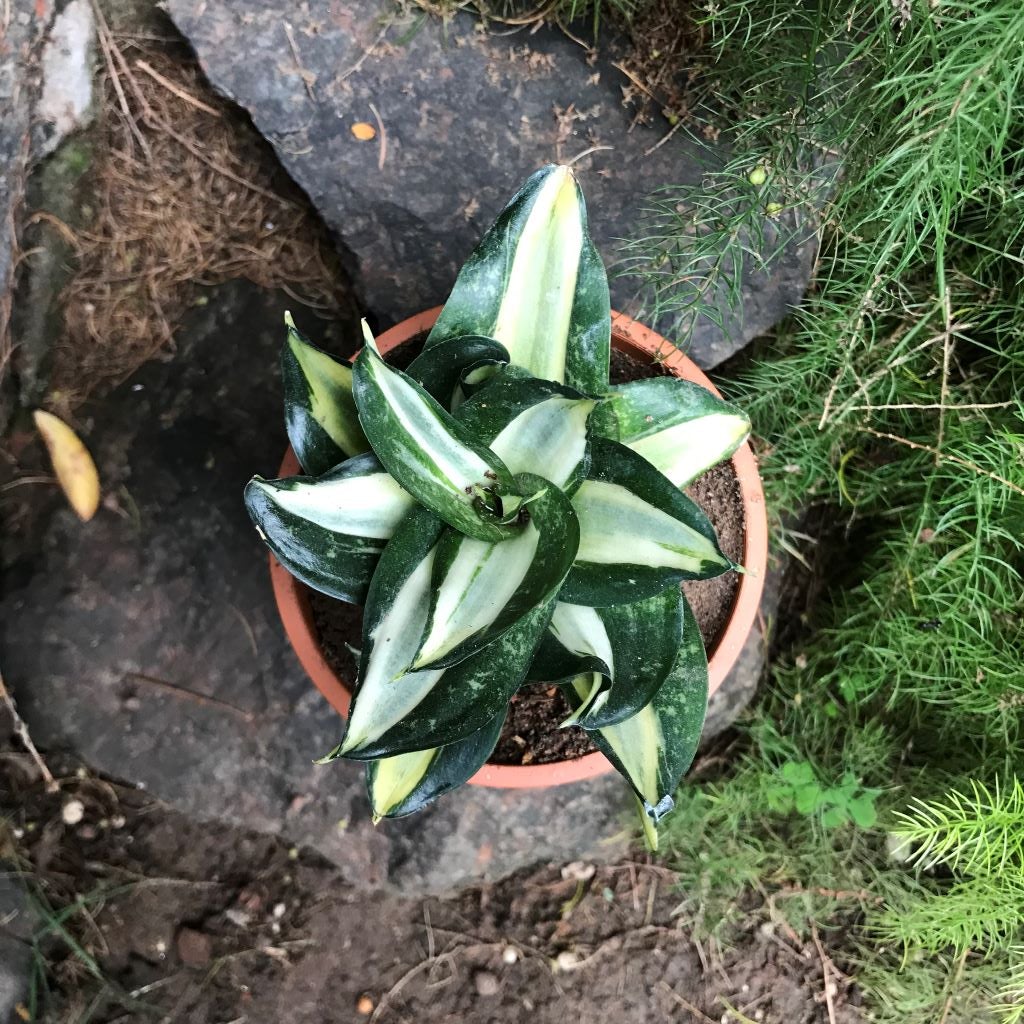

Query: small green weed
[764,761,880,829]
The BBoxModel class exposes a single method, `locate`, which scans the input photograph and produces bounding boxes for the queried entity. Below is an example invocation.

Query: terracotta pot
[269,308,768,790]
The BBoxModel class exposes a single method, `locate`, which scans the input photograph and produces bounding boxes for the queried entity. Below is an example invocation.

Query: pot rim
[269,307,768,789]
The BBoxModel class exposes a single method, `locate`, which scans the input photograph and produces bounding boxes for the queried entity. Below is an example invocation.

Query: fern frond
[893,778,1024,877]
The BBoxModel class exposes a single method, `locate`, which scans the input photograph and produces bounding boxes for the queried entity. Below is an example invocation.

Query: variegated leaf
[412,472,579,670]
[425,165,610,394]
[564,597,709,850]
[456,373,596,495]
[593,376,751,487]
[405,334,509,412]
[282,313,369,475]
[562,438,732,606]
[366,710,504,820]
[331,504,557,758]
[529,589,683,728]
[244,452,414,603]
[353,334,522,542]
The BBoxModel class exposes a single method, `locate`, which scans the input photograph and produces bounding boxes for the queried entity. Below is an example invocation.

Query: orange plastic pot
[269,308,768,789]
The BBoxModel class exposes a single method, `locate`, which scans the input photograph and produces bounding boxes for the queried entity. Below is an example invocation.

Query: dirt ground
[1,744,860,1024]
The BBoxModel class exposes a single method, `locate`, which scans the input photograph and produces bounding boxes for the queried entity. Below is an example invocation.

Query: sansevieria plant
[245,165,751,847]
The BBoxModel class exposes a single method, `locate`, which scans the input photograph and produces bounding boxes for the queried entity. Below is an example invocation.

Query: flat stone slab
[1,281,770,892]
[164,0,815,369]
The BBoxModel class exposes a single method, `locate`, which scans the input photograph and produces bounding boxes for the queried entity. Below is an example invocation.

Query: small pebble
[356,994,374,1015]
[560,861,595,881]
[62,800,85,826]
[501,946,518,965]
[473,970,500,996]
[111,814,126,829]
[554,950,583,972]
[272,902,286,918]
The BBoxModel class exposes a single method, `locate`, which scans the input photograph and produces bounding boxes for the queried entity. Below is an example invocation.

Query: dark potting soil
[308,342,744,767]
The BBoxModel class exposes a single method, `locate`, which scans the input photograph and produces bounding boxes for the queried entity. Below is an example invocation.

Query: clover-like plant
[245,166,751,846]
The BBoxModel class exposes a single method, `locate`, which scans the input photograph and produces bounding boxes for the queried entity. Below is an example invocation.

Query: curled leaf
[33,410,100,522]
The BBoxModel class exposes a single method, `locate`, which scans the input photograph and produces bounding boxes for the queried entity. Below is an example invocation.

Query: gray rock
[164,0,815,369]
[35,0,97,158]
[1,281,764,894]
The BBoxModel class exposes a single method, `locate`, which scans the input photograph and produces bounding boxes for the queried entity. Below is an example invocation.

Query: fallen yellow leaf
[351,121,376,141]
[33,409,101,522]
[15,1003,31,1022]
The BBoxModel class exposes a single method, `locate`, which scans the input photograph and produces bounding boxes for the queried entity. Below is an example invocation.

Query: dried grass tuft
[46,15,350,407]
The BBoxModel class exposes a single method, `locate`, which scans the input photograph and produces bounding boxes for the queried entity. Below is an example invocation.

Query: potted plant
[245,165,767,847]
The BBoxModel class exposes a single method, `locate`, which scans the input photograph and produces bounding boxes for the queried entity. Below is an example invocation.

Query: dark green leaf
[243,452,414,604]
[353,339,521,541]
[405,334,510,411]
[425,165,610,394]
[592,376,750,487]
[281,314,369,475]
[365,711,505,820]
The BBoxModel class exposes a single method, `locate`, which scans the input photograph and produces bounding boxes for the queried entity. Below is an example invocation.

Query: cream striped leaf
[366,711,504,821]
[330,505,558,759]
[565,598,709,850]
[339,600,555,759]
[243,452,414,604]
[529,590,683,727]
[411,472,579,670]
[281,313,369,475]
[562,438,732,606]
[425,165,610,394]
[456,374,596,494]
[593,377,750,487]
[353,335,522,542]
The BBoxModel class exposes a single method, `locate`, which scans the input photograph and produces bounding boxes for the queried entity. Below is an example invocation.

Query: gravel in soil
[1,749,861,1024]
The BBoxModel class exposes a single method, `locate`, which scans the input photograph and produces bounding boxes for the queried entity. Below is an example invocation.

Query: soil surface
[1,748,860,1024]
[311,344,744,766]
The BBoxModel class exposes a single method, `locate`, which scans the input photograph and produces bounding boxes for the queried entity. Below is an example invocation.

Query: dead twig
[369,101,387,170]
[938,947,970,1024]
[338,22,392,83]
[847,400,1014,412]
[564,144,613,167]
[811,924,838,1024]
[644,117,684,156]
[134,59,221,116]
[0,667,58,792]
[124,672,256,723]
[859,427,1024,496]
[283,22,316,103]
[90,0,151,160]
[936,290,954,462]
[658,981,717,1024]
